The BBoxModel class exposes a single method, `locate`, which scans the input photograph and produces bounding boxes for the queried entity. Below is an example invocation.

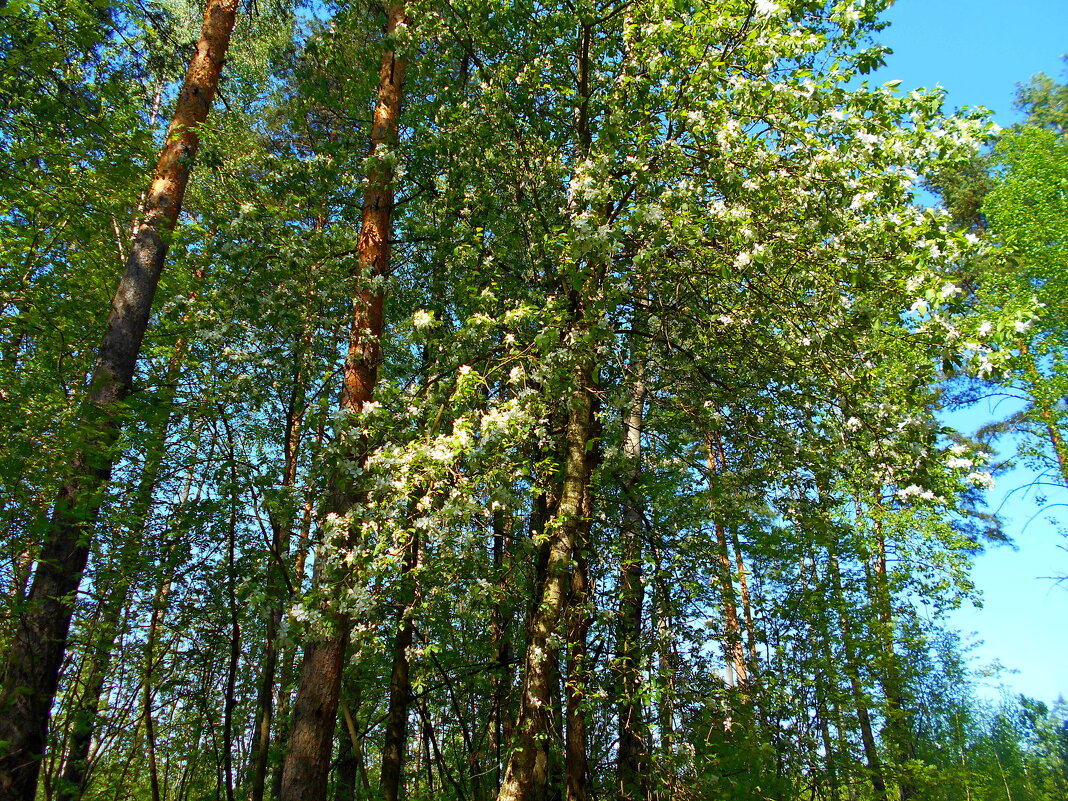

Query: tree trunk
[278,7,407,800]
[864,516,915,801]
[496,366,595,801]
[487,509,514,800]
[0,3,239,796]
[271,421,323,801]
[222,443,242,801]
[249,365,308,801]
[57,336,191,801]
[1020,342,1068,486]
[827,547,889,801]
[144,574,172,801]
[728,524,758,673]
[616,364,647,801]
[654,588,676,800]
[380,529,420,801]
[565,547,590,801]
[705,433,747,690]
[800,552,841,801]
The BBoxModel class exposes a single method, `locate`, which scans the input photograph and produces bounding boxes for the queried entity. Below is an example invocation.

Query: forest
[1,0,1067,800]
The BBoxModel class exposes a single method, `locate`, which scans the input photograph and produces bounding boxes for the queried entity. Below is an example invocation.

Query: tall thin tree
[0,2,240,797]
[278,5,408,798]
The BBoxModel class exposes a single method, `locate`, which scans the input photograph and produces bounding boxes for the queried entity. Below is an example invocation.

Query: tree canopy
[1,2,1066,801]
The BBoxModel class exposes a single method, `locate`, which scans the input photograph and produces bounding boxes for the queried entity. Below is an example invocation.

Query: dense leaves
[1,2,1065,801]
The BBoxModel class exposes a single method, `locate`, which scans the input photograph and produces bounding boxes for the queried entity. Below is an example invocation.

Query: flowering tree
[3,2,1063,801]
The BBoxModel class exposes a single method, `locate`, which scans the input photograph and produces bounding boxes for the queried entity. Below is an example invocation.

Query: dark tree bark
[827,547,889,801]
[0,2,240,797]
[616,364,648,801]
[57,332,190,801]
[496,365,596,801]
[249,358,308,801]
[864,519,916,801]
[380,529,420,801]
[487,509,515,799]
[222,434,241,801]
[271,422,322,801]
[278,6,407,800]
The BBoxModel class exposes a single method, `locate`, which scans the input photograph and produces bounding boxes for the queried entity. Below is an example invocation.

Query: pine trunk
[278,6,407,799]
[0,3,239,796]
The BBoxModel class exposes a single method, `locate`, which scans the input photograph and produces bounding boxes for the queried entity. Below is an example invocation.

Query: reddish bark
[278,6,407,800]
[0,3,240,797]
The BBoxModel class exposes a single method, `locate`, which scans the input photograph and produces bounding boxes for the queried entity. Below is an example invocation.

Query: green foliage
[1,2,1064,801]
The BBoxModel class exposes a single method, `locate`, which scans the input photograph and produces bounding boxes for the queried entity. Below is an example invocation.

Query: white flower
[977,321,992,337]
[967,471,995,490]
[755,0,782,16]
[845,417,862,431]
[734,251,752,268]
[412,309,435,329]
[1015,320,1032,334]
[458,364,472,376]
[946,456,973,470]
[361,400,382,415]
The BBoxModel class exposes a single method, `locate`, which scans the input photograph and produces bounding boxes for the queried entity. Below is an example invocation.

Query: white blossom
[412,309,435,329]
[967,471,995,490]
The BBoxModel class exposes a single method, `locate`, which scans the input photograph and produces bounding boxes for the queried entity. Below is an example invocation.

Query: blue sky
[873,0,1068,704]
[874,0,1067,123]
